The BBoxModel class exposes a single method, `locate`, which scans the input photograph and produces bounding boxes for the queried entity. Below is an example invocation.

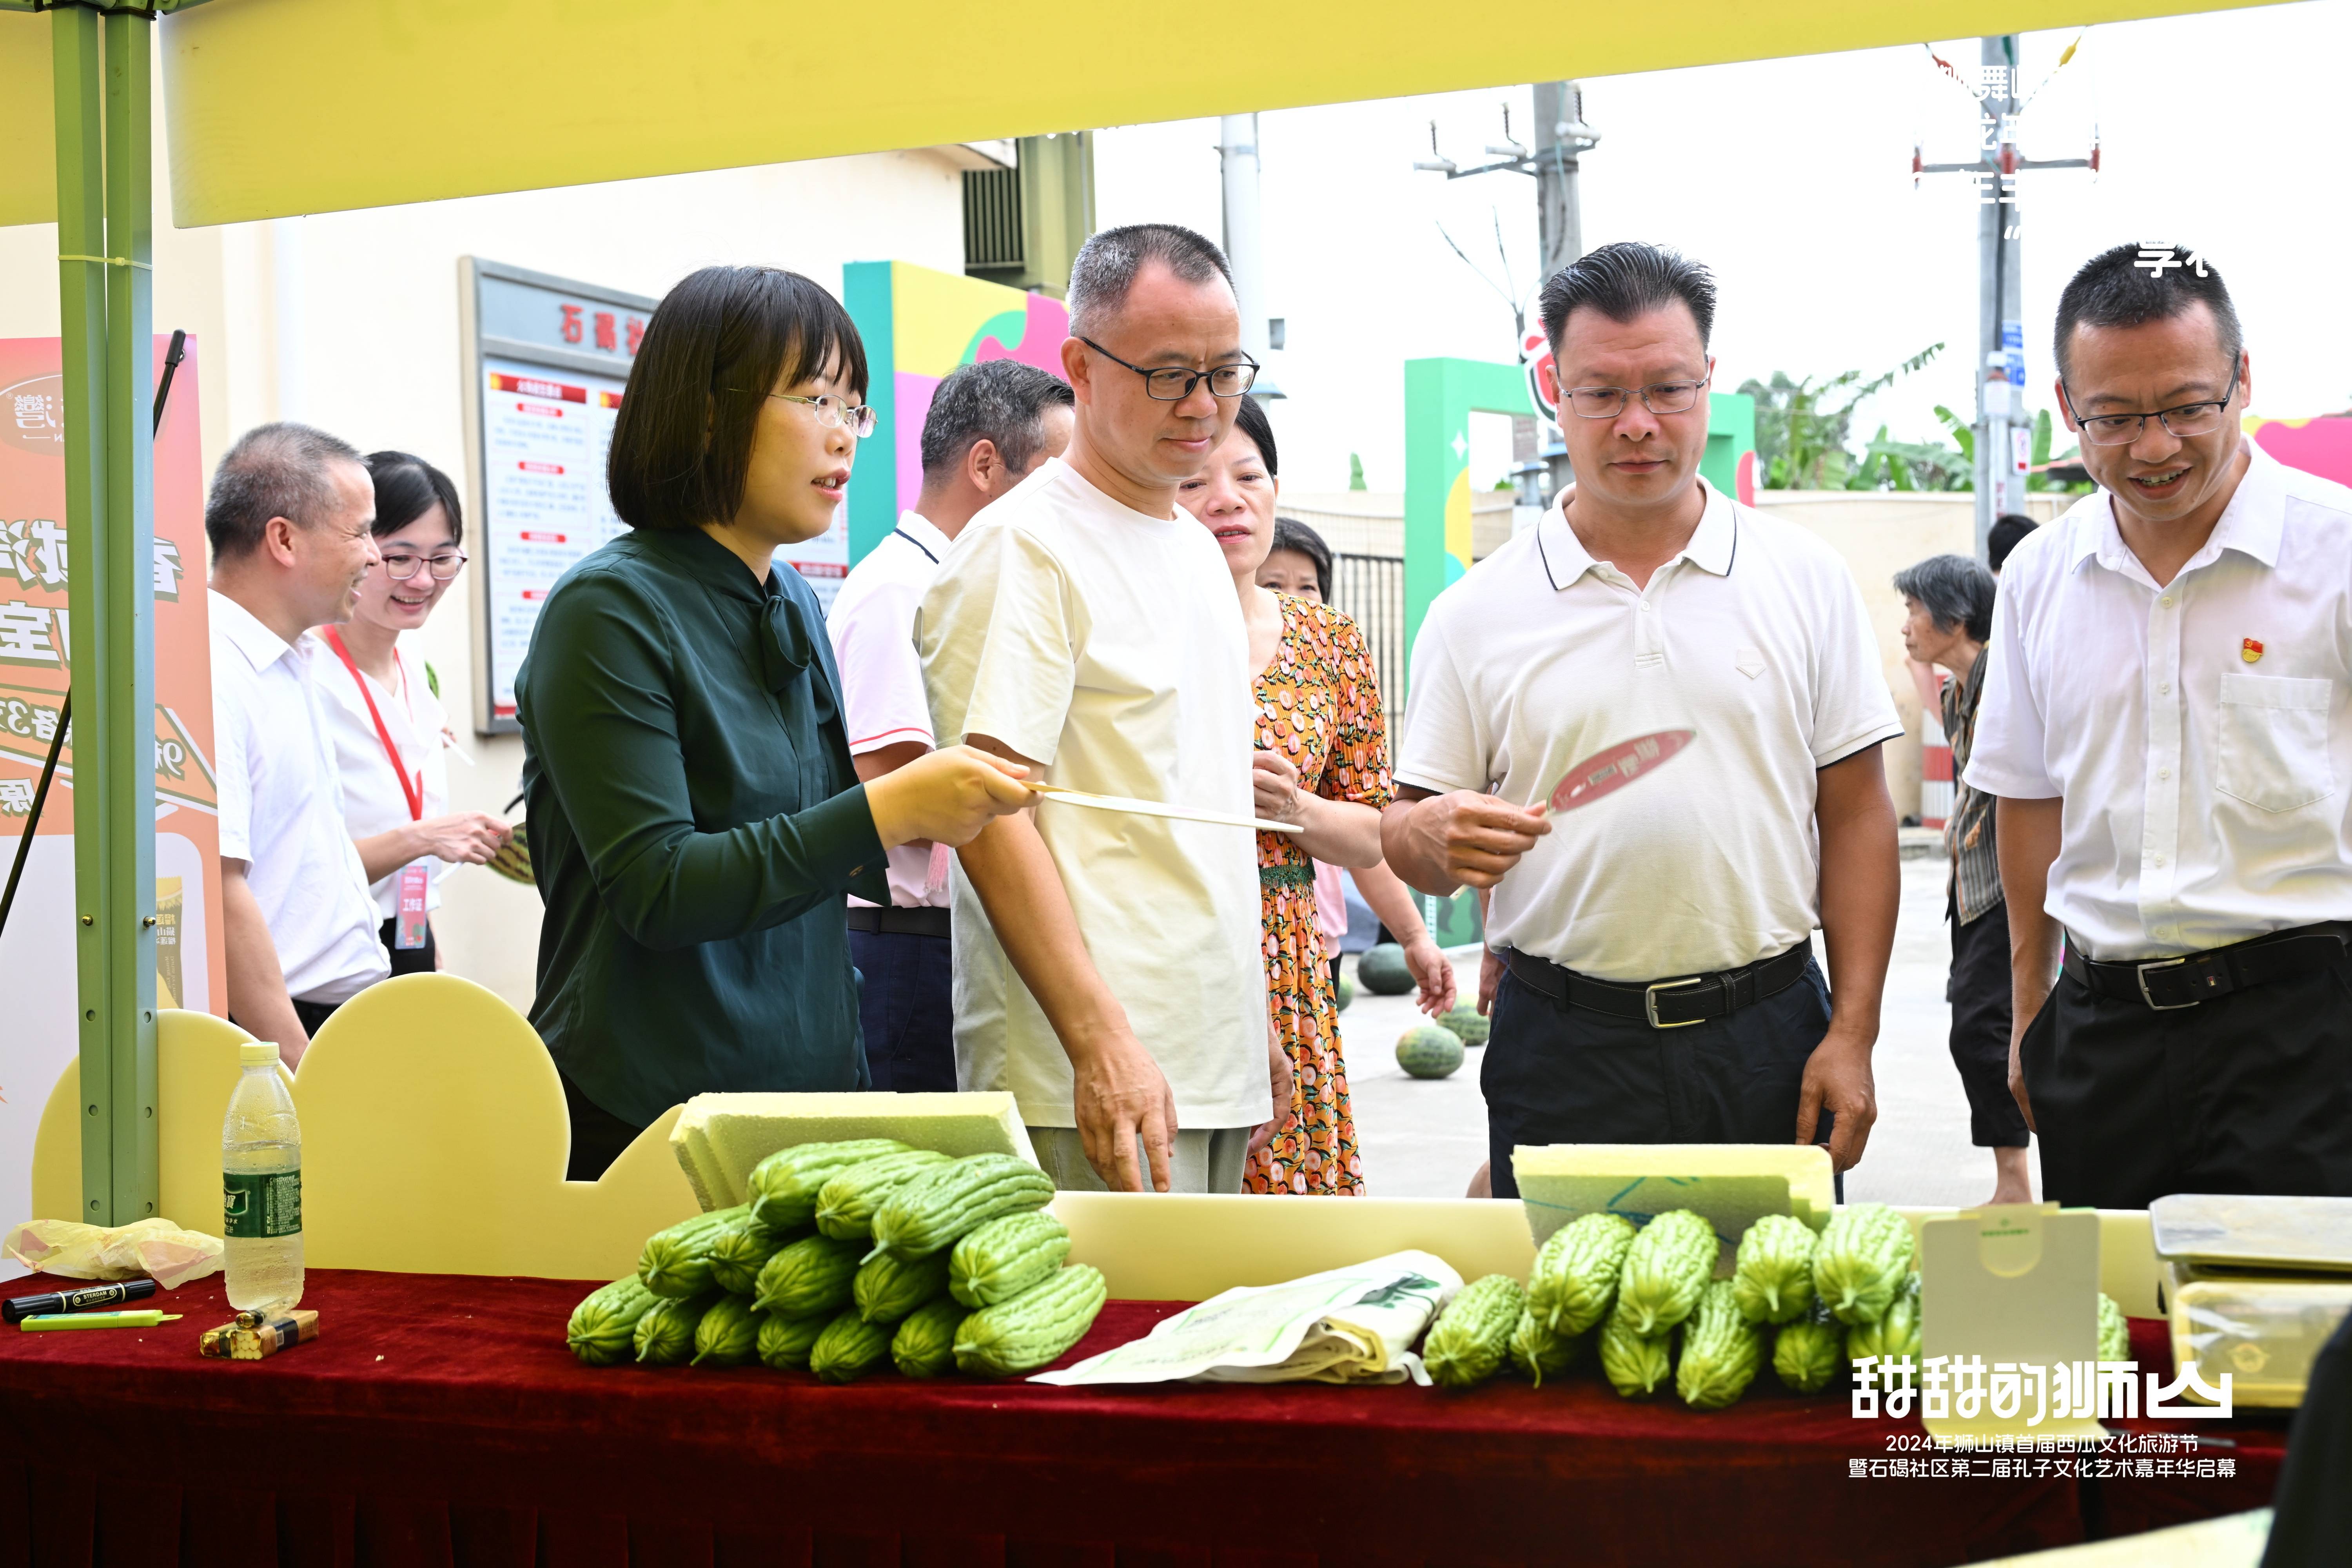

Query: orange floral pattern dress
[1247,595,1392,1196]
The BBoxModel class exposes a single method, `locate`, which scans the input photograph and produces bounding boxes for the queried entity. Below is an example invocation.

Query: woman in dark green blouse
[517,266,1031,1177]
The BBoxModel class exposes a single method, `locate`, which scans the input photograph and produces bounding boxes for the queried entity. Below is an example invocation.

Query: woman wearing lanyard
[517,265,1034,1179]
[314,451,510,975]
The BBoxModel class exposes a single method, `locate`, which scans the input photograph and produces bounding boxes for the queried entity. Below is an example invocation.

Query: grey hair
[1893,553,1996,644]
[919,359,1074,479]
[204,421,366,563]
[1065,223,1232,338]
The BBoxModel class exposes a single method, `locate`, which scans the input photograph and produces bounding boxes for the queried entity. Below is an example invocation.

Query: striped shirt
[1942,649,2003,924]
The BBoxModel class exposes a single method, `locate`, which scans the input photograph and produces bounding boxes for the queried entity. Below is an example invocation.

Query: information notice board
[461,258,656,734]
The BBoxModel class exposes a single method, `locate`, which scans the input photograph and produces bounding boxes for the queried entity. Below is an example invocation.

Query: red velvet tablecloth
[0,1270,2285,1568]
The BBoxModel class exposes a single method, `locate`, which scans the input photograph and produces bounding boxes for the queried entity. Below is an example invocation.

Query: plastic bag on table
[3,1217,224,1288]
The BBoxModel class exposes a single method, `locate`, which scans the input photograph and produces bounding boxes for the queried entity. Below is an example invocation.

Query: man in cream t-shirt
[920,223,1274,1194]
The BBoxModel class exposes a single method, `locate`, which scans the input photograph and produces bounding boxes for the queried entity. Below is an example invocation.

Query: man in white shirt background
[1973,242,2352,1209]
[828,359,1073,1090]
[1382,242,1904,1200]
[920,223,1278,1194]
[207,423,393,1063]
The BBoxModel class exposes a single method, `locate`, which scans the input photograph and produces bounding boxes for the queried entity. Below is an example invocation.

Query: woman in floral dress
[1176,397,1391,1195]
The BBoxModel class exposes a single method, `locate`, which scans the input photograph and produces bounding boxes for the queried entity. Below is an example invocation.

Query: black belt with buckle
[846,906,952,939]
[1503,942,1813,1030]
[2063,921,2352,1011]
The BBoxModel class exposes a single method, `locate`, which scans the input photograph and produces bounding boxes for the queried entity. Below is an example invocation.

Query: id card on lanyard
[325,628,431,949]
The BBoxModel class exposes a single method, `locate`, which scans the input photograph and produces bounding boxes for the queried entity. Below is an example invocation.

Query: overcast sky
[1094,0,2352,495]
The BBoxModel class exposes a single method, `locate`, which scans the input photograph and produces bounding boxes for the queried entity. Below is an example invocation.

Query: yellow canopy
[0,0,2299,231]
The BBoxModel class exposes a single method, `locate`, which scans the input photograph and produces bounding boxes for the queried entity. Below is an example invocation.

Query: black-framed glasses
[731,391,878,439]
[1077,337,1258,401]
[379,549,468,581]
[2060,364,2239,446]
[1560,374,1713,420]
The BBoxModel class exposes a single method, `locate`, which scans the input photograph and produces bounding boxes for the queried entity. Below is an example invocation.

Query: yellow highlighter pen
[19,1310,182,1330]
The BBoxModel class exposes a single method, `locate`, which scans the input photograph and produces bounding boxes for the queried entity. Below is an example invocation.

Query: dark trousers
[377,914,439,977]
[235,998,342,1042]
[561,1070,646,1182]
[849,927,956,1093]
[2022,955,2352,1210]
[1949,898,2028,1148]
[1483,951,1836,1200]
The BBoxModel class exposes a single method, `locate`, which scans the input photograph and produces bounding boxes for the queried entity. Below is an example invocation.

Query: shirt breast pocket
[2216,673,2336,813]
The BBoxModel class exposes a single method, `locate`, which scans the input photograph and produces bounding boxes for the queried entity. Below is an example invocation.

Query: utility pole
[1219,113,1280,396]
[1915,35,2096,560]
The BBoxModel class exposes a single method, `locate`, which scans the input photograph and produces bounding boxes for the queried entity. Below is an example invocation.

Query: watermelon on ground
[1396,1024,1465,1080]
[1334,973,1355,1011]
[1358,943,1414,995]
[1443,1005,1490,1046]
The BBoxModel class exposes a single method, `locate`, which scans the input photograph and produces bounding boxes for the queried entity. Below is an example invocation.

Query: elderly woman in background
[1176,396,1406,1196]
[1896,552,2027,1205]
[1256,516,1455,1018]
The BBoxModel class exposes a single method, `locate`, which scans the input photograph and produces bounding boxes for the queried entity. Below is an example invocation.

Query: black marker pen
[3,1278,160,1323]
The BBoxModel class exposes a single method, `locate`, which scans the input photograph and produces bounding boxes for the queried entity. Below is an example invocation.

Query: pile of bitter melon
[1420,1203,2130,1408]
[564,1140,1107,1382]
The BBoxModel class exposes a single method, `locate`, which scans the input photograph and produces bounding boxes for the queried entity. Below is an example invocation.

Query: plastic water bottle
[222,1040,303,1311]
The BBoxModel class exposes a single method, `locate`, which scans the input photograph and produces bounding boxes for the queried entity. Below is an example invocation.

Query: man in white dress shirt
[1381,242,1904,1199]
[828,359,1073,1091]
[919,223,1276,1194]
[1971,243,2352,1208]
[208,423,390,1063]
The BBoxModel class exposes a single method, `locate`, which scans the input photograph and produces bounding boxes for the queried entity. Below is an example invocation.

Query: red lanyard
[323,626,424,821]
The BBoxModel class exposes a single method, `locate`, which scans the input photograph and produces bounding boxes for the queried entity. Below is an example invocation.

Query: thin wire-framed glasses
[2060,365,2239,446]
[379,550,468,581]
[1077,337,1259,401]
[753,392,878,439]
[1559,375,1713,420]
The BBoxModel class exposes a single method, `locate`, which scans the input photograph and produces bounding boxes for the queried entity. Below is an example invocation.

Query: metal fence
[1331,551,1406,733]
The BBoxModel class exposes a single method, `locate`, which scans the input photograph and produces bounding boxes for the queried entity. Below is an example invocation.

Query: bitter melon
[1813,1204,1916,1326]
[747,1138,912,1231]
[953,1264,1107,1377]
[1675,1279,1763,1410]
[1422,1274,1525,1389]
[1847,1271,1923,1368]
[874,1154,1057,1261]
[756,1310,828,1372]
[893,1296,970,1379]
[708,1214,797,1297]
[566,1275,659,1366]
[637,1205,750,1299]
[814,1149,953,1241]
[949,1210,1073,1307]
[751,1233,864,1318]
[1508,1306,1583,1388]
[1731,1213,1820,1325]
[2098,1292,2129,1363]
[1599,1308,1674,1399]
[809,1308,895,1383]
[1772,1300,1843,1394]
[632,1292,716,1366]
[1527,1212,1637,1336]
[1614,1210,1719,1336]
[691,1294,762,1367]
[854,1247,953,1325]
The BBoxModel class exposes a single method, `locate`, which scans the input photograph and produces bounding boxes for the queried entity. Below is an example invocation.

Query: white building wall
[0,136,973,1014]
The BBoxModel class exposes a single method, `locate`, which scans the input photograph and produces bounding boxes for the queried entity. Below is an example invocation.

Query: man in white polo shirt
[1971,242,2352,1209]
[1383,242,1904,1200]
[920,223,1276,1195]
[828,358,1073,1091]
[208,423,392,1063]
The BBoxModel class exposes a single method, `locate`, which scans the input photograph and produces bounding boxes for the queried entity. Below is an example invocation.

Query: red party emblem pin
[2242,638,2265,664]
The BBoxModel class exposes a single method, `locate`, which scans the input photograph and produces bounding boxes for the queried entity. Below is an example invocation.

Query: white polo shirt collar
[889,510,951,566]
[1535,477,1737,592]
[210,589,301,674]
[2075,440,2285,586]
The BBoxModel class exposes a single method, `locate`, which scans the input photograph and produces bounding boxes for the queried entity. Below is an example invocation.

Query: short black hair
[1893,553,1996,644]
[1987,513,2037,573]
[918,360,1073,479]
[2053,243,2242,384]
[1065,224,1232,338]
[365,450,464,546]
[1229,394,1278,478]
[1269,516,1332,603]
[205,421,365,563]
[607,265,868,533]
[1539,241,1717,353]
